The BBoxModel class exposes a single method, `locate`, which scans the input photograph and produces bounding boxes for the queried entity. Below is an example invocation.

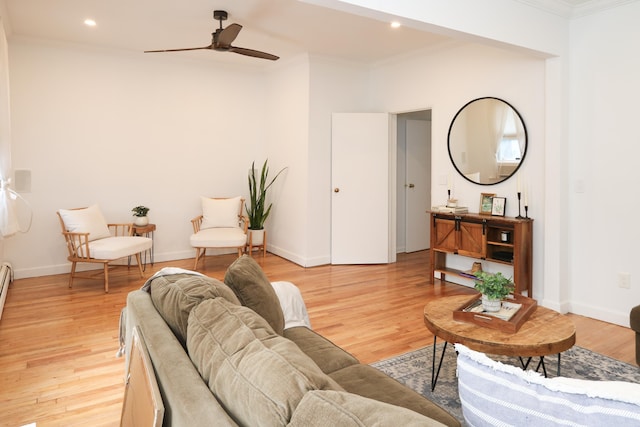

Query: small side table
[133,223,156,269]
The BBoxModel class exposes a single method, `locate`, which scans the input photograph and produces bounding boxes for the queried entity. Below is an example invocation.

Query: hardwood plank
[0,251,635,426]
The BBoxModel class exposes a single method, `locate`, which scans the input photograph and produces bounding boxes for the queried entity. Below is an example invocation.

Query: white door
[331,113,391,264]
[405,119,431,252]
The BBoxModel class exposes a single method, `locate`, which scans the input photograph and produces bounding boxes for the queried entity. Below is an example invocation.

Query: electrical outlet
[619,272,631,289]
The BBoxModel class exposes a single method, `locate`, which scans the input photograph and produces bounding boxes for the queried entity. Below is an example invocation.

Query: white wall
[306,55,369,266]
[568,2,640,326]
[263,54,310,265]
[369,42,546,296]
[6,38,269,277]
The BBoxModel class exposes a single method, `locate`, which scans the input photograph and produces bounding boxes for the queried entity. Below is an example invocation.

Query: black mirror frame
[447,97,528,186]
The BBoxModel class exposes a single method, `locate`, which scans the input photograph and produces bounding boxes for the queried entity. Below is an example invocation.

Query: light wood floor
[0,251,636,427]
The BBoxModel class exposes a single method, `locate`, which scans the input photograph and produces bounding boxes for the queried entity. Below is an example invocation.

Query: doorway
[396,110,432,253]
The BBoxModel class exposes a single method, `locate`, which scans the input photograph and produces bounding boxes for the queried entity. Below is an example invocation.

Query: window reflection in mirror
[448,97,527,185]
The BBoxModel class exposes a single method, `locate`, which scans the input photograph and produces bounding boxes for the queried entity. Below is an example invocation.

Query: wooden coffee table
[424,294,576,390]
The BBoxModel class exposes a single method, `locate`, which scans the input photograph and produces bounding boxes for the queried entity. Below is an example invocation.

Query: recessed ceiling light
[84,19,97,27]
[390,21,401,29]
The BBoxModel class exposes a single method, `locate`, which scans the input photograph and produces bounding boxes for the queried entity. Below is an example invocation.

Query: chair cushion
[224,255,285,335]
[86,236,152,259]
[455,343,640,427]
[187,298,342,427]
[200,196,241,229]
[190,227,246,248]
[149,273,240,346]
[289,390,446,427]
[58,204,111,241]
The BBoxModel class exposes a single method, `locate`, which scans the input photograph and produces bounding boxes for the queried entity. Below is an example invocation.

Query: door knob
[406,183,415,188]
[334,188,340,193]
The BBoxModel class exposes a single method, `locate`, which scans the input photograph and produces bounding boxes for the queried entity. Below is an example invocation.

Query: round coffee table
[424,294,576,390]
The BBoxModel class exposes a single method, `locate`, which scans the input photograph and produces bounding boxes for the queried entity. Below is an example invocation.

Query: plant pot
[481,294,502,312]
[134,216,148,226]
[247,229,265,246]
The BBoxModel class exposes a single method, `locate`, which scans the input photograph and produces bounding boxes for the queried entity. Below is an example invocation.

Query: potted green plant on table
[473,271,515,312]
[131,205,150,226]
[246,160,286,248]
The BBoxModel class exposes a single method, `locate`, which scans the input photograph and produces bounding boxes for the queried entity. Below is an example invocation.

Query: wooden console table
[429,212,533,295]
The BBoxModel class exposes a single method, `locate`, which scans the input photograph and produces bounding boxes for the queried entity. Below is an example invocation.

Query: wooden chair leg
[135,253,145,278]
[68,261,77,288]
[103,263,109,293]
[194,248,205,270]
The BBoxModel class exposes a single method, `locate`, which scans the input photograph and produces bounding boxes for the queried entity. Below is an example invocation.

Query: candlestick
[524,205,529,219]
[516,191,523,219]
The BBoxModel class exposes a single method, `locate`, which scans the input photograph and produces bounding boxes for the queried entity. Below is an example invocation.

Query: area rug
[371,344,640,424]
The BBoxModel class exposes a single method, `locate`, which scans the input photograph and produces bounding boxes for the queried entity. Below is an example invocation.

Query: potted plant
[131,205,150,226]
[473,271,515,312]
[246,160,286,246]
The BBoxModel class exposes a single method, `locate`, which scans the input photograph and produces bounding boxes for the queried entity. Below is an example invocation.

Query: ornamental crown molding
[514,0,637,18]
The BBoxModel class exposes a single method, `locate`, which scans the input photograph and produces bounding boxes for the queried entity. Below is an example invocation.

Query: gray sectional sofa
[123,255,459,426]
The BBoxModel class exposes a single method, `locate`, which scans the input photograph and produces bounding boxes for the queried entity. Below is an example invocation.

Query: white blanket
[270,281,312,329]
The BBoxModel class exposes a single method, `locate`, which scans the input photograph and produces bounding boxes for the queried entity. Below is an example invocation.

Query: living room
[1,1,640,424]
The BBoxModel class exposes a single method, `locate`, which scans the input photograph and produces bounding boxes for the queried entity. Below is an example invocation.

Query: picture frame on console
[480,193,495,215]
[491,197,506,217]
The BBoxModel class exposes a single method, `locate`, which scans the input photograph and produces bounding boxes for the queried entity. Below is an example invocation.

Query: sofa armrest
[125,291,238,427]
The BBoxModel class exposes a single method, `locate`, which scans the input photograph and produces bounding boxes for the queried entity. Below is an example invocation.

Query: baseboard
[12,249,196,280]
[267,244,330,267]
[568,301,631,328]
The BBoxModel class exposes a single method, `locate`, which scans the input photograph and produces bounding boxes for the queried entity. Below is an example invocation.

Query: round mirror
[448,97,527,185]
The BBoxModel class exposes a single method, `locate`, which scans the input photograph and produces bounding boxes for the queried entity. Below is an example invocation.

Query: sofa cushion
[224,255,285,335]
[284,326,359,374]
[289,390,446,427]
[150,273,240,346]
[330,364,460,427]
[455,343,640,427]
[187,298,342,427]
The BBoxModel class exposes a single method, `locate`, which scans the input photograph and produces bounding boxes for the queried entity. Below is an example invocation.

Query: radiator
[0,262,12,320]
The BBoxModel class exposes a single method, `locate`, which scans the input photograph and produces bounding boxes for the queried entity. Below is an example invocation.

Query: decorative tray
[453,293,537,333]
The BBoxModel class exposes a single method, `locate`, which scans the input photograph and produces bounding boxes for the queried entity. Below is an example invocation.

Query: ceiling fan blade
[229,46,279,61]
[144,46,212,53]
[216,23,242,48]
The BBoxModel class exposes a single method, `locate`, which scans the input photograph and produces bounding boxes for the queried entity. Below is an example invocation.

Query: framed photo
[479,193,495,215]
[491,197,507,217]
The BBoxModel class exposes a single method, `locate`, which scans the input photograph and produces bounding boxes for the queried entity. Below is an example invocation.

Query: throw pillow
[224,255,285,335]
[187,298,342,427]
[455,343,640,426]
[289,390,444,427]
[150,273,240,347]
[58,204,111,241]
[200,196,241,229]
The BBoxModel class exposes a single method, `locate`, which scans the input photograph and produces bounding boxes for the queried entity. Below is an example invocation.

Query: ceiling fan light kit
[144,10,279,61]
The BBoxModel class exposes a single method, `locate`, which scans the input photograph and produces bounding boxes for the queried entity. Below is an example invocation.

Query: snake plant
[246,160,286,230]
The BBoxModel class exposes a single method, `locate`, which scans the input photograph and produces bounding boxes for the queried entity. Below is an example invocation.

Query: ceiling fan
[144,10,279,61]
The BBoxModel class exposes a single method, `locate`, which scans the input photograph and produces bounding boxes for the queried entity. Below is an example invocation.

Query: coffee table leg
[431,336,448,392]
[518,354,562,377]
